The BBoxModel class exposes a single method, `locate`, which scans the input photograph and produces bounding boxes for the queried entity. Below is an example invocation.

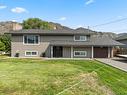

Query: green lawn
[0,58,127,95]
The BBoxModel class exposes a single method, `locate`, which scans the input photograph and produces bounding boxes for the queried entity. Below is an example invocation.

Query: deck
[117,55,127,58]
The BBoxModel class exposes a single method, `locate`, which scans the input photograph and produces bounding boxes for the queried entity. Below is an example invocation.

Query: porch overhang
[50,40,124,47]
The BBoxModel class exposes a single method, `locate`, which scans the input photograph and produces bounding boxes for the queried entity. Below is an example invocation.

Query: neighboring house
[116,34,127,54]
[8,29,123,58]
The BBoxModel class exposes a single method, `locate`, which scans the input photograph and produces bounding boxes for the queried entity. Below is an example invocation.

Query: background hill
[0,21,123,38]
[0,21,22,34]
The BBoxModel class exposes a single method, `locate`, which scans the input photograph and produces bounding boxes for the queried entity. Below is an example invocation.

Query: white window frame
[74,51,87,57]
[23,35,40,45]
[25,51,38,56]
[74,35,87,41]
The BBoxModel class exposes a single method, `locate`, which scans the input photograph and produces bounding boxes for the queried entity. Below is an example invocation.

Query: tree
[0,41,5,51]
[22,18,51,29]
[41,21,50,30]
[0,34,11,53]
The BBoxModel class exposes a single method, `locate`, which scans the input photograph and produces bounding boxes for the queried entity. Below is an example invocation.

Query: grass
[0,54,9,58]
[0,58,127,95]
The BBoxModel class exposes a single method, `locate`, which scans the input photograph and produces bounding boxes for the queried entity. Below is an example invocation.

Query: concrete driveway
[96,58,127,72]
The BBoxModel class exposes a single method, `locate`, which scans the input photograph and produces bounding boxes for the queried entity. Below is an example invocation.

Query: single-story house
[8,29,124,58]
[116,34,127,54]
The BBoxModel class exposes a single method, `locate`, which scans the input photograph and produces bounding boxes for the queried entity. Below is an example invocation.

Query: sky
[0,0,127,33]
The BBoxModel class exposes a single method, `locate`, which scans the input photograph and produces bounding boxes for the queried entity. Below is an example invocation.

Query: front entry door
[53,46,63,57]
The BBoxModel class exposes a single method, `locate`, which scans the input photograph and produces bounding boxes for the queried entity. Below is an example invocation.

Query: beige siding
[42,35,90,42]
[73,47,92,58]
[62,47,91,58]
[63,47,71,58]
[11,35,50,57]
[42,35,73,41]
[11,35,91,58]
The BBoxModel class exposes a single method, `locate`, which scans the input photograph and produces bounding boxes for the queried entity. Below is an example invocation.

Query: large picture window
[74,51,87,57]
[74,35,87,41]
[24,35,39,45]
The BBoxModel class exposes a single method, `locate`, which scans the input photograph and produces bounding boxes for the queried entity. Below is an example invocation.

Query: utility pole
[88,26,90,33]
[88,26,90,30]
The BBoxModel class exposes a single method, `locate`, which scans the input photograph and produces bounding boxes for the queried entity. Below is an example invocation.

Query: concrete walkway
[44,58,92,60]
[96,58,127,72]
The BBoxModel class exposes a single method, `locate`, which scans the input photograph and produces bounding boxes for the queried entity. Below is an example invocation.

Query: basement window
[25,51,38,56]
[74,51,87,57]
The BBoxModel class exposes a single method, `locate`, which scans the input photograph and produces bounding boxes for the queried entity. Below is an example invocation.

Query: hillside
[0,21,119,38]
[94,32,118,38]
[0,21,22,34]
[118,33,127,37]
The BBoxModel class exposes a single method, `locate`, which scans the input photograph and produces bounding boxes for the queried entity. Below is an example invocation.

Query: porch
[50,46,113,58]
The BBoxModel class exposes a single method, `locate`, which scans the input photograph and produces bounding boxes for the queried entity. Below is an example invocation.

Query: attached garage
[94,47,108,58]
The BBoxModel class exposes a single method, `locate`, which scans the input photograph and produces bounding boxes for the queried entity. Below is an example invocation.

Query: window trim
[74,51,87,57]
[23,35,40,45]
[25,51,38,56]
[74,35,87,41]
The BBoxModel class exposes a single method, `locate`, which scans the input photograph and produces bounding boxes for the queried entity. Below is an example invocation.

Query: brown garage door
[94,47,108,58]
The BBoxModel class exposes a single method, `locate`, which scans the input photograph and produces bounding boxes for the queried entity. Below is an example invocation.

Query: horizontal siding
[73,47,92,58]
[11,34,91,58]
[11,35,50,57]
[63,47,71,58]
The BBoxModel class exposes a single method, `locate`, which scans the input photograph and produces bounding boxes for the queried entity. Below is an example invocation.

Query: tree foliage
[0,41,5,51]
[0,34,11,52]
[22,18,52,29]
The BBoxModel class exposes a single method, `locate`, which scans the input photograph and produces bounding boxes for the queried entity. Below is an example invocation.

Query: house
[116,34,127,54]
[8,29,123,58]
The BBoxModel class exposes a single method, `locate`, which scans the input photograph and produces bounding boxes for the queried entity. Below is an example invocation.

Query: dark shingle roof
[50,36,124,46]
[50,41,92,46]
[8,29,95,35]
[116,34,127,41]
[7,29,124,46]
[91,36,124,46]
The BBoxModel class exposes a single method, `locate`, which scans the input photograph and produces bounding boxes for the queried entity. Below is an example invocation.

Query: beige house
[116,34,127,54]
[8,29,123,58]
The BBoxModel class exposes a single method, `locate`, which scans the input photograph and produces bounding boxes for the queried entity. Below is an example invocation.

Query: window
[24,35,39,45]
[25,51,38,56]
[74,35,87,41]
[74,51,87,57]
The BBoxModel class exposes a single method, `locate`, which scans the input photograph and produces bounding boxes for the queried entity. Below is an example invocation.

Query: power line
[91,17,127,28]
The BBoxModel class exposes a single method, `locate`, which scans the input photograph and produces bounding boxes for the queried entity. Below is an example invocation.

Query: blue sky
[0,0,127,33]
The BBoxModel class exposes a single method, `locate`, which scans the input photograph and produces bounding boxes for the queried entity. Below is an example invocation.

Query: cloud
[117,16,123,19]
[58,17,67,21]
[85,0,95,5]
[11,20,17,22]
[0,5,7,9]
[77,25,83,28]
[11,7,28,13]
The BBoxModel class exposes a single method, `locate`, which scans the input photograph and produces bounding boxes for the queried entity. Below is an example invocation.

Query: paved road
[96,58,127,72]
